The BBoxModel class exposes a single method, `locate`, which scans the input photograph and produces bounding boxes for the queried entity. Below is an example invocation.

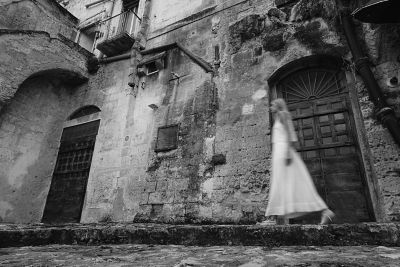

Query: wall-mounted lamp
[352,0,400,23]
[387,77,399,88]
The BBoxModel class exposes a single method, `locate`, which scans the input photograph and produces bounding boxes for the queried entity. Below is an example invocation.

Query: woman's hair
[272,98,291,123]
[272,98,297,141]
[271,98,289,112]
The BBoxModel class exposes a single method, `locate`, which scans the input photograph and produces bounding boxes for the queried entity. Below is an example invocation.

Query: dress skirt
[265,141,328,219]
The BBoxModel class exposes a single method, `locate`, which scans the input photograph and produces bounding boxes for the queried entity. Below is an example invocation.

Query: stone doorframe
[267,55,385,222]
[48,106,102,223]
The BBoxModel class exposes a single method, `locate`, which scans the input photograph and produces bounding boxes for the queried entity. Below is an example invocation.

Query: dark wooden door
[276,68,373,223]
[42,120,100,223]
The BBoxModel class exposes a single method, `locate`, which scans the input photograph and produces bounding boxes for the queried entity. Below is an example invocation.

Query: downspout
[340,9,400,146]
[86,0,112,9]
[98,52,131,63]
[128,0,152,95]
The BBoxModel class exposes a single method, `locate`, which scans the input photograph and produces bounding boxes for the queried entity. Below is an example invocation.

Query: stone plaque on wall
[155,125,179,152]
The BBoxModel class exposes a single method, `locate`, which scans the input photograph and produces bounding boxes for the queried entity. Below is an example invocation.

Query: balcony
[96,11,138,57]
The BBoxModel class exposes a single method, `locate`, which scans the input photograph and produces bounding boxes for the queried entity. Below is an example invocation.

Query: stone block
[262,32,285,52]
[212,189,230,203]
[211,203,242,222]
[143,182,157,193]
[134,204,152,221]
[229,14,265,53]
[186,191,202,203]
[156,179,168,191]
[198,205,213,219]
[163,203,186,219]
[185,203,200,219]
[150,204,164,218]
[148,190,174,204]
[139,193,149,205]
[224,176,241,190]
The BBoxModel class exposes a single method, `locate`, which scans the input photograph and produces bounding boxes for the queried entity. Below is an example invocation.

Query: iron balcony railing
[106,9,140,40]
[96,9,140,56]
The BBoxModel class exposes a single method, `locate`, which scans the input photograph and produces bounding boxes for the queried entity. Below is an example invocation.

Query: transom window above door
[278,68,347,104]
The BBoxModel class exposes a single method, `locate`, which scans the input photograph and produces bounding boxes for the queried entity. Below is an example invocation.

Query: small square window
[155,125,179,152]
[146,61,159,75]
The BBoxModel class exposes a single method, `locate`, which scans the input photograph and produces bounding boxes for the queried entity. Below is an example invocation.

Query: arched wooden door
[274,67,373,223]
[42,107,100,224]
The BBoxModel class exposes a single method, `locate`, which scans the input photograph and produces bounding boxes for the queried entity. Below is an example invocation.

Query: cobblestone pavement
[1,245,400,266]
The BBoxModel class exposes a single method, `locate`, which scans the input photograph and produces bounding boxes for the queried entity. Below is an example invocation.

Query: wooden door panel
[303,158,322,174]
[327,191,370,223]
[286,94,371,223]
[322,156,360,174]
[42,120,99,224]
[277,68,372,224]
[325,174,364,191]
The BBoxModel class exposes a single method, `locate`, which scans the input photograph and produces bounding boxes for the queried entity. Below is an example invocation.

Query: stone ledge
[0,29,93,58]
[1,223,400,248]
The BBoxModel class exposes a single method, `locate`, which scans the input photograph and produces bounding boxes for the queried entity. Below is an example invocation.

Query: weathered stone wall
[0,30,89,110]
[1,0,400,224]
[134,0,398,223]
[75,0,400,223]
[192,0,346,223]
[80,59,136,222]
[0,77,75,223]
[80,0,329,223]
[148,0,216,33]
[0,0,78,39]
[355,20,400,221]
[80,52,216,223]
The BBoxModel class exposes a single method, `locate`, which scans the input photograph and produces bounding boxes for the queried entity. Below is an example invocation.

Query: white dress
[265,116,328,219]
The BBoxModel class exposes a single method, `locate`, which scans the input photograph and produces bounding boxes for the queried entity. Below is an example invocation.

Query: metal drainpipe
[340,9,400,146]
[128,0,151,92]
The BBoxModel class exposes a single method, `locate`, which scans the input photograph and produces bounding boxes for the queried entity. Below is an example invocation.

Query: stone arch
[68,105,101,120]
[268,54,345,86]
[0,30,90,111]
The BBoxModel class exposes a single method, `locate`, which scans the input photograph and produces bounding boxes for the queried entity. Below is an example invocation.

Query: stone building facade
[0,0,399,224]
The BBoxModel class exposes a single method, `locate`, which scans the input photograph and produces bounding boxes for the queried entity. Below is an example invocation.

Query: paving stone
[1,244,400,266]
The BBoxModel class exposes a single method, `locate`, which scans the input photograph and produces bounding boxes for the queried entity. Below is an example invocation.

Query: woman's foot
[320,209,335,225]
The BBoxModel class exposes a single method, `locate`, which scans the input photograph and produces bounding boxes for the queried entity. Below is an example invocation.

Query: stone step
[1,223,399,248]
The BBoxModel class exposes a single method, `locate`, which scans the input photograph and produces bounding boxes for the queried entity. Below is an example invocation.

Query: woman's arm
[279,111,293,165]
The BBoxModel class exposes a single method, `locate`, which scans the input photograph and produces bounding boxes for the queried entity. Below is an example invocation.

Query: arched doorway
[268,55,374,223]
[42,106,101,223]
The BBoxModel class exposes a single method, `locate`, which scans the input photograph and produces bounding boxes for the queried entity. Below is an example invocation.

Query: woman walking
[261,98,334,225]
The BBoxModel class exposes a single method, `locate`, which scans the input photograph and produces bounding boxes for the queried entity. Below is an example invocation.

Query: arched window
[68,105,101,120]
[278,68,347,103]
[268,55,348,103]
